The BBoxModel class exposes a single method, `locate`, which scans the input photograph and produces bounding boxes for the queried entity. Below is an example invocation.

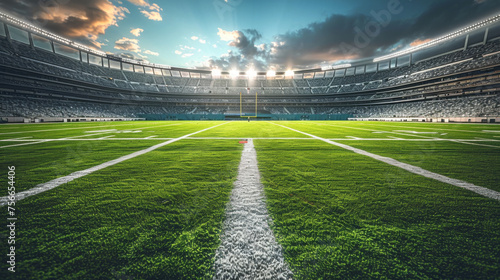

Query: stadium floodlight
[211,69,221,77]
[266,70,276,77]
[247,69,257,79]
[333,64,351,69]
[285,70,294,77]
[230,69,239,79]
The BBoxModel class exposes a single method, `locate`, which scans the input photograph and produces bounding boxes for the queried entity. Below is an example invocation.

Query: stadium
[0,0,499,279]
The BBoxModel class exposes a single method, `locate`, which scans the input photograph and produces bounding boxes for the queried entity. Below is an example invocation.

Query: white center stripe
[213,139,293,280]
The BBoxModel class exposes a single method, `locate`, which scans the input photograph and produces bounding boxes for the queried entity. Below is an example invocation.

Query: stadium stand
[0,16,499,121]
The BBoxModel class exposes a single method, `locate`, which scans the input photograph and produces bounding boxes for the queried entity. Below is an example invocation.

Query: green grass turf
[0,120,499,279]
[0,121,151,138]
[0,121,222,140]
[255,139,500,280]
[0,140,163,192]
[0,140,242,280]
[195,121,306,138]
[347,121,500,140]
[334,140,500,192]
[278,121,500,140]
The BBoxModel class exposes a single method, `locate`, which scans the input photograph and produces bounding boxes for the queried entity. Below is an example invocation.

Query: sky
[0,0,499,71]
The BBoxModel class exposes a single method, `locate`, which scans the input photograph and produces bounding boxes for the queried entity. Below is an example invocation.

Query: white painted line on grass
[0,122,182,136]
[320,123,500,148]
[272,123,500,201]
[318,123,437,139]
[0,122,144,135]
[0,122,229,207]
[98,135,115,140]
[213,139,293,280]
[449,140,500,149]
[0,132,112,149]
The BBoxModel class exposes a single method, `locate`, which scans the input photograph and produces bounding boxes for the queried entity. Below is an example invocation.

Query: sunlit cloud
[0,0,130,48]
[127,0,163,21]
[141,10,162,21]
[144,50,159,56]
[130,28,144,37]
[114,37,141,53]
[217,28,240,42]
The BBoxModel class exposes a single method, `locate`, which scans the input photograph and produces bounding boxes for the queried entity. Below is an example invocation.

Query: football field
[1,120,499,279]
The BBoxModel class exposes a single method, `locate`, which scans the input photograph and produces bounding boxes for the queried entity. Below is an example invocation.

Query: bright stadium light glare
[267,70,276,77]
[247,69,257,79]
[230,69,239,79]
[285,70,294,77]
[211,69,221,77]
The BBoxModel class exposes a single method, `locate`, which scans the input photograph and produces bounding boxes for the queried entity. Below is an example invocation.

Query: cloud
[175,50,182,55]
[410,38,432,47]
[208,29,268,71]
[130,28,144,37]
[206,0,500,70]
[114,37,141,53]
[127,0,163,21]
[213,44,218,48]
[0,0,130,48]
[144,50,159,56]
[182,53,194,58]
[199,39,206,44]
[191,36,199,40]
[217,28,240,42]
[141,10,162,21]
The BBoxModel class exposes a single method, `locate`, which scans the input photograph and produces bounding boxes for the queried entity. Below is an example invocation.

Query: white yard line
[2,137,500,142]
[0,132,112,149]
[0,123,228,207]
[449,140,500,149]
[0,123,187,149]
[98,135,115,140]
[320,123,500,148]
[318,123,438,139]
[0,122,182,136]
[272,123,500,201]
[365,123,496,133]
[213,139,293,280]
[0,122,144,135]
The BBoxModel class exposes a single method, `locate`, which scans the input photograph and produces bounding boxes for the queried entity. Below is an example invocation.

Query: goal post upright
[240,91,258,119]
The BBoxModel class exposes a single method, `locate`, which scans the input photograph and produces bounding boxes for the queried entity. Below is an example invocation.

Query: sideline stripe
[213,139,293,279]
[0,122,228,207]
[272,123,500,201]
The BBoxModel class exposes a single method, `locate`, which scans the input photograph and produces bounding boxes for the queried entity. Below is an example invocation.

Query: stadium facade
[0,11,500,123]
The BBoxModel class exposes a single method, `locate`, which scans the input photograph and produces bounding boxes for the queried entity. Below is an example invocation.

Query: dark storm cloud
[409,0,499,39]
[211,0,500,70]
[0,0,129,47]
[209,29,268,70]
[269,0,500,68]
